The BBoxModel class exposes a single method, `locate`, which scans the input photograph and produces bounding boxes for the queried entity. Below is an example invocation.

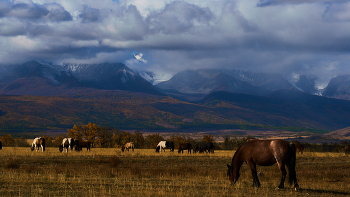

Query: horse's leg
[277,162,287,189]
[247,161,260,187]
[41,145,44,152]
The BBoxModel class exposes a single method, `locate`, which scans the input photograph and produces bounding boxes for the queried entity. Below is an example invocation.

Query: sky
[1,0,350,87]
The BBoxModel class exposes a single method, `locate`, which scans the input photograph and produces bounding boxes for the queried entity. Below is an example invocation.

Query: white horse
[156,141,174,152]
[59,138,75,152]
[31,137,45,152]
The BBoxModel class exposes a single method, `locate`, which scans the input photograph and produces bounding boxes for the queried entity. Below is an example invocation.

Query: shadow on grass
[298,188,350,195]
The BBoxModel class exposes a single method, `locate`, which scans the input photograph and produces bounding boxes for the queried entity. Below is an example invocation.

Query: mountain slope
[197,90,350,130]
[322,75,350,100]
[1,89,350,132]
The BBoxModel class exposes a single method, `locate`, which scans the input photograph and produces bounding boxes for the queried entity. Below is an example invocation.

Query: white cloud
[133,53,147,63]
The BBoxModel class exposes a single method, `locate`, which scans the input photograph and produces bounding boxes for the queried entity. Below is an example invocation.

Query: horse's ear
[227,164,231,169]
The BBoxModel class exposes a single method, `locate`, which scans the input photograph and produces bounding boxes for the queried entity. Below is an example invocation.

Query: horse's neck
[232,151,244,171]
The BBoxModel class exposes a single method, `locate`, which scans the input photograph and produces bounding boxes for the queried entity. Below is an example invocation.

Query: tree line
[0,123,216,149]
[1,123,349,151]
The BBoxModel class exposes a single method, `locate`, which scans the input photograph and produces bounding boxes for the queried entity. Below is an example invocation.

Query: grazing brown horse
[75,140,91,151]
[227,139,299,189]
[31,137,45,152]
[295,144,304,154]
[121,142,134,152]
[178,143,192,154]
[343,145,350,155]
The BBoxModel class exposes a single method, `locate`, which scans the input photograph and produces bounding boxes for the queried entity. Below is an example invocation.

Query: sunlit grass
[0,148,349,196]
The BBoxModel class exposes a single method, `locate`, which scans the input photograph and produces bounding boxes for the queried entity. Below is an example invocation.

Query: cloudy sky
[1,0,350,87]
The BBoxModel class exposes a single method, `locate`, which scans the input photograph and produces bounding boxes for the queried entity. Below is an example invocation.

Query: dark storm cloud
[46,3,72,21]
[146,1,214,34]
[1,0,350,87]
[79,5,100,22]
[257,0,340,7]
[0,1,71,21]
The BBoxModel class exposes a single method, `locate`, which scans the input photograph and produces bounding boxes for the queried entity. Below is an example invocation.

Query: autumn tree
[67,123,101,147]
[145,134,164,149]
[53,135,65,147]
[169,134,186,149]
[14,137,29,147]
[133,130,145,148]
[67,125,83,140]
[202,134,214,143]
[1,134,14,146]
[95,127,115,148]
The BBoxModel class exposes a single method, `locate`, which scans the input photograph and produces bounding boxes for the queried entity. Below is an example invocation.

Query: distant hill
[2,89,350,133]
[198,90,350,131]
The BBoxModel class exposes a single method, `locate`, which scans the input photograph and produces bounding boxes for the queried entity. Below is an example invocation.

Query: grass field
[0,147,349,196]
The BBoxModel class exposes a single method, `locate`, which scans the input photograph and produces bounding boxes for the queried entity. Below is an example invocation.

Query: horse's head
[59,145,63,152]
[155,146,160,152]
[30,146,34,151]
[227,164,239,186]
[121,146,125,152]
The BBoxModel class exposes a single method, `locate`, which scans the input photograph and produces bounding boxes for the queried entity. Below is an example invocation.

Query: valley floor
[0,148,349,196]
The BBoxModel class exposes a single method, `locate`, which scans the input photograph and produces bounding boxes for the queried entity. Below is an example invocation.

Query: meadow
[0,147,349,196]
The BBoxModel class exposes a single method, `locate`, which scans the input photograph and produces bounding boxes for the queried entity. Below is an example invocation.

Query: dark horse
[193,142,214,153]
[178,143,192,154]
[343,145,350,154]
[75,140,91,151]
[227,139,299,189]
[295,144,304,154]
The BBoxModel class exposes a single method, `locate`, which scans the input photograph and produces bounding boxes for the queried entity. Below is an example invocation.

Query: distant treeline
[0,123,349,152]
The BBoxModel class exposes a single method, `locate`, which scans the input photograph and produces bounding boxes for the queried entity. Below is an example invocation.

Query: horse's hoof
[294,184,300,191]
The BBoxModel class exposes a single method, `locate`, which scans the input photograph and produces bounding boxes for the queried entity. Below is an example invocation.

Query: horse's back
[241,139,291,165]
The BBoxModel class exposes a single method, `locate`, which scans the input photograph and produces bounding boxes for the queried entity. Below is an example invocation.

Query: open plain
[0,147,349,196]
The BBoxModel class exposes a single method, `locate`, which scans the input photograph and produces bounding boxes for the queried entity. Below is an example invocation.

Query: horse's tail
[41,138,46,151]
[288,143,297,186]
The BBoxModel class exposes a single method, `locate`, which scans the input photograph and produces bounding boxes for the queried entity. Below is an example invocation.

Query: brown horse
[227,139,299,189]
[296,144,304,154]
[31,137,45,152]
[121,142,134,152]
[178,143,192,154]
[76,140,91,151]
[343,145,350,155]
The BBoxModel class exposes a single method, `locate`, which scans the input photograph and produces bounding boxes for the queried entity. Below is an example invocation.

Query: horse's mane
[230,139,252,170]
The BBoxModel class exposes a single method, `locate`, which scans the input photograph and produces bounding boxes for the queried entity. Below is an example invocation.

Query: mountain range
[0,61,163,96]
[2,60,350,133]
[1,60,350,101]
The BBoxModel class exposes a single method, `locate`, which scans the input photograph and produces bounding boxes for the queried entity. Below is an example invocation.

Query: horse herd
[28,137,350,190]
[29,137,215,154]
[155,141,214,154]
[30,137,91,152]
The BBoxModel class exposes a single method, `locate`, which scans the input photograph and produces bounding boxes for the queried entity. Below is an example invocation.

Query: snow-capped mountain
[136,71,169,85]
[155,69,295,100]
[322,75,350,100]
[0,61,163,96]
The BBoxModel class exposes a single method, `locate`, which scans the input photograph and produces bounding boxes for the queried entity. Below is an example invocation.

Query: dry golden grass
[0,148,349,196]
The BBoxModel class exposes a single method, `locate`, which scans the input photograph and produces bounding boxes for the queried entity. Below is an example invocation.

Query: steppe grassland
[0,147,349,196]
